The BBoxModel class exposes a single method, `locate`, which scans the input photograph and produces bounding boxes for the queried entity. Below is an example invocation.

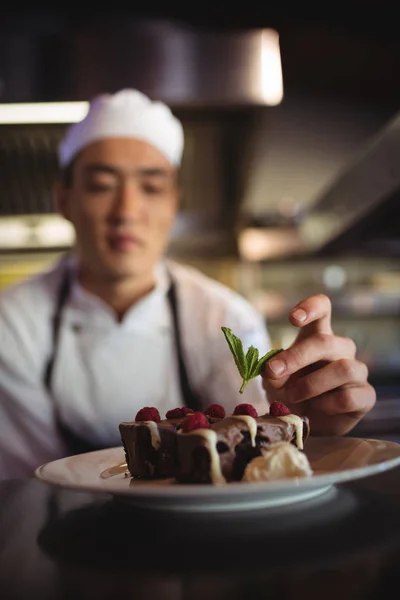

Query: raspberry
[233,403,258,418]
[181,412,210,433]
[165,407,194,419]
[204,404,226,419]
[269,401,291,417]
[135,407,161,422]
[166,408,184,419]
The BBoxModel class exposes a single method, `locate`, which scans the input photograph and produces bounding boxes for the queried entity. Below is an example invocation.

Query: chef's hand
[261,294,376,436]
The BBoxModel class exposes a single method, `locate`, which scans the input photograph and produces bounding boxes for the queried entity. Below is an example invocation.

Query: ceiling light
[0,102,89,124]
[260,29,284,106]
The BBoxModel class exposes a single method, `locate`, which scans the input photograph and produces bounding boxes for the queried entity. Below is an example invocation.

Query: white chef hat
[58,89,184,168]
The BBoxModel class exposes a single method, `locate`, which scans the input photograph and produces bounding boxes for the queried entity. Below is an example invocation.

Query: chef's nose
[113,179,144,220]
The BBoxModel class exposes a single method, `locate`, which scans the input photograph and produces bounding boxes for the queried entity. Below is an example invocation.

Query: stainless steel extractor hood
[0,17,283,107]
[298,108,400,255]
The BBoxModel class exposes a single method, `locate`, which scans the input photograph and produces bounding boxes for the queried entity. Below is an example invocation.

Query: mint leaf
[240,345,260,392]
[221,327,247,380]
[221,327,283,393]
[254,348,284,377]
[245,346,259,373]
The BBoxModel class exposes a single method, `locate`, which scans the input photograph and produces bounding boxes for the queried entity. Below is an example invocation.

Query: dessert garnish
[204,404,226,419]
[181,412,210,433]
[243,442,313,482]
[165,407,194,419]
[135,407,161,422]
[269,401,291,417]
[233,403,258,418]
[221,327,283,393]
[166,407,184,419]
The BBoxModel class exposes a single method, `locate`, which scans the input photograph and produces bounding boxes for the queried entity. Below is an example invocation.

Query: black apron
[43,268,203,456]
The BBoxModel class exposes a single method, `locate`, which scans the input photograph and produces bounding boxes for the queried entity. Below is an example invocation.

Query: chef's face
[56,137,179,282]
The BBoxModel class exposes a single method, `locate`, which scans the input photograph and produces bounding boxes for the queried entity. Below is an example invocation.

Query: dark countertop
[1,464,400,600]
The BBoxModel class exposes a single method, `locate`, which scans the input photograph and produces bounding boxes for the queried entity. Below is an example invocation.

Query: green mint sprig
[221,326,283,393]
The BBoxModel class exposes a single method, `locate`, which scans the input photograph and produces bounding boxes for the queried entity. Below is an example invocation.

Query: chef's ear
[52,161,75,221]
[52,178,72,222]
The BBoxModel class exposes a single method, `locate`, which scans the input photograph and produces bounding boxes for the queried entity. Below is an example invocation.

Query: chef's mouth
[107,234,144,252]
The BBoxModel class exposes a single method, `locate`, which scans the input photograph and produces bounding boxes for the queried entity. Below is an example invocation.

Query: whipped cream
[243,442,313,482]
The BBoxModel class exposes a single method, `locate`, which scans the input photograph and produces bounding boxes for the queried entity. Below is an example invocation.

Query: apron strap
[43,268,71,391]
[167,276,203,412]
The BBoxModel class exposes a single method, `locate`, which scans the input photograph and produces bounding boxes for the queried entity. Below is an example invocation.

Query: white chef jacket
[0,255,271,480]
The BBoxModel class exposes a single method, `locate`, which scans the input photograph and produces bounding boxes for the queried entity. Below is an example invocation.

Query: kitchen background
[1,6,400,434]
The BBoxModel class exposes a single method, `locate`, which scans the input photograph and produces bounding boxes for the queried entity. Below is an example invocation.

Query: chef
[0,89,375,479]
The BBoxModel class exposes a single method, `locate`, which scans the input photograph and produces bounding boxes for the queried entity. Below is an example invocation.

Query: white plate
[35,437,400,512]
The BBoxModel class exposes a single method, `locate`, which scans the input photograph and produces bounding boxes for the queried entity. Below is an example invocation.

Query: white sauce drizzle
[230,415,257,447]
[183,428,226,484]
[143,421,161,450]
[277,415,304,449]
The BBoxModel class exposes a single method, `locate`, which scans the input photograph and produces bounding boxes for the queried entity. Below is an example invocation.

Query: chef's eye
[142,182,165,195]
[86,180,118,193]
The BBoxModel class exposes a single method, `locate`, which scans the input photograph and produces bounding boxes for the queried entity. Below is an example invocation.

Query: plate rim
[34,436,400,499]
